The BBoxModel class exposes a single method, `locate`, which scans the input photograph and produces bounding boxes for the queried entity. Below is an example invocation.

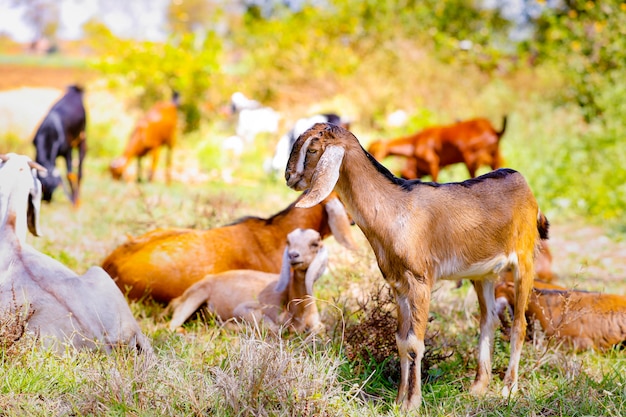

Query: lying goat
[496,280,626,352]
[110,91,179,183]
[32,84,86,205]
[266,113,351,176]
[0,153,152,354]
[168,228,328,333]
[368,116,507,181]
[102,192,356,303]
[285,123,548,411]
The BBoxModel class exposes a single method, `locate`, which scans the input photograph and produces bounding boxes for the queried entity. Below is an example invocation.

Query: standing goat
[102,192,356,303]
[0,153,152,354]
[110,91,179,183]
[285,123,548,411]
[168,228,328,333]
[230,91,281,143]
[32,84,86,205]
[368,116,507,181]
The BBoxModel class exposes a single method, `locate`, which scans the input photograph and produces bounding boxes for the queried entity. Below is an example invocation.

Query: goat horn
[27,160,47,173]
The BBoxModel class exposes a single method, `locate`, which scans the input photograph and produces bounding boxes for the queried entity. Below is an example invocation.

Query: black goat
[32,85,86,205]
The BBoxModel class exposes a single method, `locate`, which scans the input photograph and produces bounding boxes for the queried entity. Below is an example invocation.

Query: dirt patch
[0,64,95,91]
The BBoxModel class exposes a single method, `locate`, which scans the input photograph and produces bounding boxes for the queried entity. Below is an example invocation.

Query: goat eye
[307,148,317,154]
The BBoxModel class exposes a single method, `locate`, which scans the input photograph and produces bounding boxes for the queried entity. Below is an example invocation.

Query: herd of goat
[1,85,625,412]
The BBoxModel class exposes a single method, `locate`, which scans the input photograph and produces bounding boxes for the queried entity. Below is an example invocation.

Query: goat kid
[496,280,626,352]
[110,91,179,183]
[32,84,86,206]
[168,228,328,333]
[0,153,152,354]
[368,116,507,181]
[102,191,356,303]
[285,123,548,411]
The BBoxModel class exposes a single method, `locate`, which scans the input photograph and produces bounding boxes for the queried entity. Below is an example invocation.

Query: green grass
[2,59,626,415]
[1,147,623,416]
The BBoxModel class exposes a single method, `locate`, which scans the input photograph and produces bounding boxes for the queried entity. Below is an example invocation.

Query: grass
[1,155,623,416]
[1,60,626,415]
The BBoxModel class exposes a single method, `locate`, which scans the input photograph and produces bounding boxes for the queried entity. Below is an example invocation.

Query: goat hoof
[501,382,518,398]
[469,381,488,396]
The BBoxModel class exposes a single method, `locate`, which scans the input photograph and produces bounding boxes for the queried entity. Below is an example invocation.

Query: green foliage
[524,1,626,121]
[88,30,224,133]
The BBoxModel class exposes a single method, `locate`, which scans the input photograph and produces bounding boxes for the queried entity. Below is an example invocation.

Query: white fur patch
[295,137,313,174]
[438,253,518,282]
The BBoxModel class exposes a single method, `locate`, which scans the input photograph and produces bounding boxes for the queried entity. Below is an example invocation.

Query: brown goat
[285,122,547,411]
[110,92,179,182]
[102,192,356,303]
[500,239,555,284]
[168,228,328,333]
[368,116,507,181]
[496,280,626,352]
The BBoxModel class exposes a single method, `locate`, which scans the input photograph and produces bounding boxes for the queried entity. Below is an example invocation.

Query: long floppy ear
[296,145,344,208]
[324,197,357,250]
[27,165,44,237]
[275,246,292,293]
[305,246,328,296]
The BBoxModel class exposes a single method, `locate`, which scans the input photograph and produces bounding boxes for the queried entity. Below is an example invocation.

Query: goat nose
[285,172,291,182]
[289,251,300,261]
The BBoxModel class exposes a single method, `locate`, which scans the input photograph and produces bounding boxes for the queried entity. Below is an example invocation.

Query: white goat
[285,123,549,411]
[0,153,153,355]
[230,92,281,143]
[168,228,328,333]
[266,113,350,176]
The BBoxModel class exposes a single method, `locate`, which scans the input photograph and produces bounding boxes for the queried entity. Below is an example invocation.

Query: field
[1,61,625,416]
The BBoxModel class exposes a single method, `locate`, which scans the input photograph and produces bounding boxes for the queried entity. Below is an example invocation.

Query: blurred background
[1,0,625,225]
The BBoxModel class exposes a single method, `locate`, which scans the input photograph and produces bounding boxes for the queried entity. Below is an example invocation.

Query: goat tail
[497,115,508,139]
[537,211,549,240]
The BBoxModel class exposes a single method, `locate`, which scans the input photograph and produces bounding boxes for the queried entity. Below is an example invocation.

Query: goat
[102,191,356,304]
[0,153,152,354]
[266,113,351,176]
[368,116,507,181]
[110,91,179,183]
[168,228,328,333]
[32,84,86,205]
[495,280,626,352]
[285,123,548,411]
[230,92,281,143]
[499,239,555,284]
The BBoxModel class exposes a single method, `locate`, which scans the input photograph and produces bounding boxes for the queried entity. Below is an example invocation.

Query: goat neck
[0,154,43,244]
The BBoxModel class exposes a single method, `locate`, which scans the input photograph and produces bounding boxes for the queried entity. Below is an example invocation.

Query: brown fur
[102,192,356,303]
[367,116,507,181]
[496,280,626,351]
[110,99,178,182]
[285,122,546,411]
[168,228,327,333]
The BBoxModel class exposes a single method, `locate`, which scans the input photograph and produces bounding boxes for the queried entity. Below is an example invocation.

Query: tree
[9,0,59,41]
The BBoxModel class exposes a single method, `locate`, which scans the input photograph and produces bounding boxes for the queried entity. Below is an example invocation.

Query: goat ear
[275,246,292,293]
[296,145,344,208]
[305,246,328,296]
[27,169,43,237]
[324,197,357,250]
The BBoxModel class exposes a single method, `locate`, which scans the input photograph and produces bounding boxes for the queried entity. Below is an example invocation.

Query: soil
[0,64,95,91]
